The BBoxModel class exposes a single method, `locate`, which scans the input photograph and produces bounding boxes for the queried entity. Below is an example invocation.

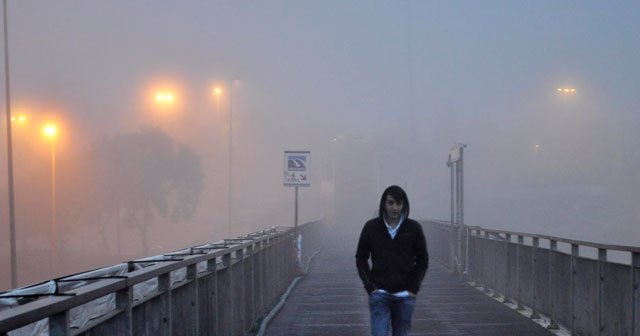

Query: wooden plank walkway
[266,237,554,336]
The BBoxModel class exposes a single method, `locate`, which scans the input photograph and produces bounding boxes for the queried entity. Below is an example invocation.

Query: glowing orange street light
[154,91,176,105]
[10,115,27,124]
[43,123,58,138]
[42,123,59,263]
[557,87,576,94]
[534,144,541,156]
[213,87,222,97]
[152,89,179,120]
[147,86,181,128]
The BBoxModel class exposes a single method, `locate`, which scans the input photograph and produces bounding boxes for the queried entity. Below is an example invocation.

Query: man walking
[356,185,429,336]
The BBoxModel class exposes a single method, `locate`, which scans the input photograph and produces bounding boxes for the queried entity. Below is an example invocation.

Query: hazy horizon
[1,1,639,290]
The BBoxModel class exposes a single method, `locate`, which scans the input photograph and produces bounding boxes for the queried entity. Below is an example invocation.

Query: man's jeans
[368,291,416,336]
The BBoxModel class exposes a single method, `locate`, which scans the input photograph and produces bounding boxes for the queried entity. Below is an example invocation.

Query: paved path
[266,241,553,336]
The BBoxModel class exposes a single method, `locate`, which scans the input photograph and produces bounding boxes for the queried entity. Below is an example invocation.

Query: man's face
[384,195,404,221]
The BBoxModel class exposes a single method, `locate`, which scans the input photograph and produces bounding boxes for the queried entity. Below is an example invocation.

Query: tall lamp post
[43,123,58,265]
[214,80,238,238]
[3,0,18,288]
[228,81,233,238]
[447,143,467,274]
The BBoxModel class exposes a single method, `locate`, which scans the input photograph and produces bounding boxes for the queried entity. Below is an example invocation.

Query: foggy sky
[1,1,640,288]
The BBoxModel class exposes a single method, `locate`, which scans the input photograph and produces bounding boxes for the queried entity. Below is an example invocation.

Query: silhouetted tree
[87,127,203,255]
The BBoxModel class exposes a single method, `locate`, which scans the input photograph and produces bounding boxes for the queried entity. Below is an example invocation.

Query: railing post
[516,235,524,310]
[265,237,274,307]
[491,233,500,298]
[547,240,559,329]
[279,236,286,291]
[477,230,485,291]
[158,272,172,335]
[203,256,218,334]
[49,310,70,336]
[464,226,470,277]
[233,248,245,335]
[597,248,607,335]
[453,224,462,274]
[468,228,474,280]
[187,263,199,336]
[483,231,492,294]
[269,237,276,307]
[451,225,459,274]
[115,286,133,335]
[282,235,288,284]
[632,252,639,336]
[257,240,266,316]
[286,234,292,281]
[502,234,512,304]
[570,244,579,335]
[272,237,280,298]
[531,237,540,319]
[244,244,255,331]
[218,253,233,335]
[473,229,482,288]
[446,225,452,272]
[292,232,298,278]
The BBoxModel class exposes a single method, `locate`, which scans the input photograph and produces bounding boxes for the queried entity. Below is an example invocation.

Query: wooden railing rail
[422,220,640,336]
[0,220,324,336]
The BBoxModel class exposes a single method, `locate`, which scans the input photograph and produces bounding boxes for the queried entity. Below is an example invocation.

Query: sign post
[447,143,467,275]
[283,151,310,227]
[284,150,310,273]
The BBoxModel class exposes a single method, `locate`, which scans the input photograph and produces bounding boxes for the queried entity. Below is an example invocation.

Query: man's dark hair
[378,185,410,218]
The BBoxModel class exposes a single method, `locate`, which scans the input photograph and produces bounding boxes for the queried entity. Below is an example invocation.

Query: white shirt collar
[383,215,405,239]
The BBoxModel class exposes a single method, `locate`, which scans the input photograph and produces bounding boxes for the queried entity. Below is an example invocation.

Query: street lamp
[556,87,576,94]
[153,89,178,118]
[43,123,58,265]
[150,87,179,115]
[154,91,175,105]
[10,114,26,124]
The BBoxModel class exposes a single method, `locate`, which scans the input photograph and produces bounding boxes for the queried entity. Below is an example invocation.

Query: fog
[1,1,639,290]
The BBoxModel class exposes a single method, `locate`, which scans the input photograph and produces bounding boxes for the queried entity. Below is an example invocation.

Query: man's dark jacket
[355,217,429,294]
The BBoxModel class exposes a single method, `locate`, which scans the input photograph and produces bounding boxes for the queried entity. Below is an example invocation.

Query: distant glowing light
[557,87,576,94]
[43,124,58,138]
[213,87,222,96]
[155,92,176,104]
[11,115,27,124]
[533,144,541,156]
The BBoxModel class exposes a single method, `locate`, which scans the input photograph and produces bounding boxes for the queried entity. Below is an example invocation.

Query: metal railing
[422,220,640,336]
[0,220,324,336]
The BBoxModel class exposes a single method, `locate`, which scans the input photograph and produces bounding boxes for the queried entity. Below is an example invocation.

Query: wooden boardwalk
[266,237,554,336]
